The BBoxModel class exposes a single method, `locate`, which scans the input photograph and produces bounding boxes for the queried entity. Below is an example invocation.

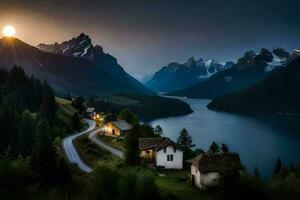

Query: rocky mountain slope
[0,36,152,96]
[145,57,233,92]
[168,48,293,98]
[207,56,300,114]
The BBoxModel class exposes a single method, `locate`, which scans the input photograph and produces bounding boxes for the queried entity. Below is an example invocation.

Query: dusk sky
[0,0,299,78]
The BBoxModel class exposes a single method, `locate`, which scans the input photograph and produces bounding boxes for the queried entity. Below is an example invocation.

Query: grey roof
[86,107,95,113]
[111,120,132,131]
[139,137,182,151]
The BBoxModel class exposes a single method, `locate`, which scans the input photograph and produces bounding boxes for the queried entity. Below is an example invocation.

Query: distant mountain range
[145,57,234,92]
[207,56,300,114]
[168,48,294,98]
[0,35,152,96]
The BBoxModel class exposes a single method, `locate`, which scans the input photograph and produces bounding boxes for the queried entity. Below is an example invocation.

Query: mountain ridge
[37,33,150,94]
[207,56,300,114]
[167,48,293,98]
[145,56,233,92]
[0,36,153,96]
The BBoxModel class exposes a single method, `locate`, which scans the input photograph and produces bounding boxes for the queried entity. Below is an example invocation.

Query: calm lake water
[149,98,300,177]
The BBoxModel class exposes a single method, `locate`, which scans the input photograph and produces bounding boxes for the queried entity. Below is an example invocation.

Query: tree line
[0,66,73,199]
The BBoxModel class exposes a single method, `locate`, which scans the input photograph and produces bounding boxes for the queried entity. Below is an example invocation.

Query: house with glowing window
[104,120,132,137]
[139,137,183,169]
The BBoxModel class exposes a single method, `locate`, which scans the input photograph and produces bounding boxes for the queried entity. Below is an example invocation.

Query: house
[190,153,243,190]
[86,107,96,119]
[139,137,183,169]
[104,120,132,137]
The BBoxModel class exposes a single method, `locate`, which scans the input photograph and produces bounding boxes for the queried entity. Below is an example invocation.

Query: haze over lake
[149,98,300,177]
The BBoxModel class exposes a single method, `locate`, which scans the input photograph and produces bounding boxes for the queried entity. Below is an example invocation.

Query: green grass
[97,135,125,151]
[55,97,79,137]
[155,170,214,200]
[74,135,122,168]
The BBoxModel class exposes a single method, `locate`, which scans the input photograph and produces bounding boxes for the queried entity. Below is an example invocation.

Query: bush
[88,165,120,200]
[135,171,160,200]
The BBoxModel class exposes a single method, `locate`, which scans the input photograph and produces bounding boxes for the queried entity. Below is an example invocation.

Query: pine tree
[32,119,58,184]
[39,81,57,134]
[0,101,19,153]
[208,141,219,154]
[154,125,163,136]
[72,96,85,114]
[7,66,28,112]
[274,157,283,175]
[125,125,140,166]
[139,124,156,138]
[71,112,82,131]
[221,143,229,153]
[16,110,35,156]
[118,108,139,125]
[177,128,195,160]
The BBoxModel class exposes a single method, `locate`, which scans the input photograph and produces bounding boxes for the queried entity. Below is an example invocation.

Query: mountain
[168,48,293,98]
[0,36,152,96]
[145,57,233,92]
[37,33,152,95]
[38,33,128,77]
[207,56,300,114]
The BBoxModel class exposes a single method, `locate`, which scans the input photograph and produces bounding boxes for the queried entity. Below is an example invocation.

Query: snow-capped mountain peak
[145,56,234,92]
[37,33,128,75]
[38,33,96,58]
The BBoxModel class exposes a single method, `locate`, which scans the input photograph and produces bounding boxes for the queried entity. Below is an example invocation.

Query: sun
[3,25,16,37]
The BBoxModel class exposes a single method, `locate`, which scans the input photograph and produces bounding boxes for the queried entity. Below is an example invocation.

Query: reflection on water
[149,98,300,177]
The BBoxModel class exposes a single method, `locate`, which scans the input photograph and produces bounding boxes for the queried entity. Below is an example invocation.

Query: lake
[149,97,300,177]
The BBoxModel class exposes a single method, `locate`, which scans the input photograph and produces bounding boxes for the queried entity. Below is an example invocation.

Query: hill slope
[37,33,149,95]
[207,57,300,114]
[0,37,152,96]
[168,48,292,98]
[146,57,233,92]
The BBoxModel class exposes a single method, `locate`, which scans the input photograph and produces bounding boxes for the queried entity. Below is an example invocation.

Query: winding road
[62,118,124,173]
[88,130,124,158]
[62,119,96,173]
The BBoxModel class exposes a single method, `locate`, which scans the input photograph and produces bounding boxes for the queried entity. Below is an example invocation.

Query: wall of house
[105,123,121,136]
[200,172,220,189]
[156,146,183,169]
[191,165,201,188]
[191,165,220,190]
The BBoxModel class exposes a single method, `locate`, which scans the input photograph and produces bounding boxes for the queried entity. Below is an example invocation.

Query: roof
[139,138,164,150]
[139,137,181,151]
[191,153,243,173]
[110,120,132,131]
[86,107,95,113]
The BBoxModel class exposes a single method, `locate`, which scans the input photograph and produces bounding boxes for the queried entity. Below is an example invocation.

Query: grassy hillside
[55,97,79,137]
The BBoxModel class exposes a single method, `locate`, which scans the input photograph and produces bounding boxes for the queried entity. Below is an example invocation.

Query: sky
[0,0,299,79]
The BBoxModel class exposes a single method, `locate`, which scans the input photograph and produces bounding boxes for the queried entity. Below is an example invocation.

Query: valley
[1,1,300,199]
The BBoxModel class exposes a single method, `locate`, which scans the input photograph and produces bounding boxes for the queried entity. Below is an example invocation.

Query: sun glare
[3,25,16,37]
